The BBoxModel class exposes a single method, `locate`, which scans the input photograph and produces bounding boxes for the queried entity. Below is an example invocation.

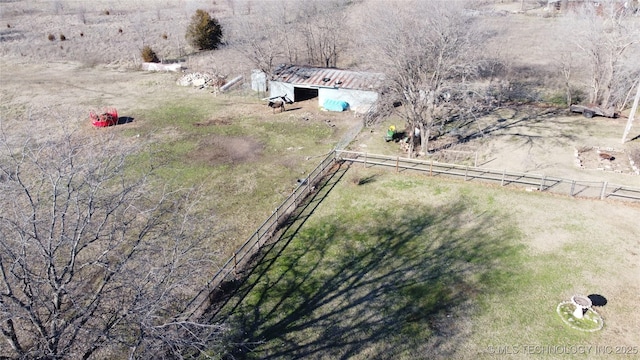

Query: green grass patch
[214,166,639,359]
[219,170,527,359]
[119,95,359,253]
[96,86,638,358]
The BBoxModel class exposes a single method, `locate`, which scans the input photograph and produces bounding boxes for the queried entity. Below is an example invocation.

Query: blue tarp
[323,99,349,112]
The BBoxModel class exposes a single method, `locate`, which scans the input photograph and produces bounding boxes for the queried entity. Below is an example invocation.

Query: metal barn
[268,65,384,113]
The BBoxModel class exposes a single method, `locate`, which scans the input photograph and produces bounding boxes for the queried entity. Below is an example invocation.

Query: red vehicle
[90,108,119,127]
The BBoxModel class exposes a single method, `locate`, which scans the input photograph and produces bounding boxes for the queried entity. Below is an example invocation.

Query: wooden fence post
[600,181,608,200]
[570,180,576,197]
[364,153,367,168]
[464,166,469,181]
[233,252,238,276]
[396,156,399,173]
[539,175,546,191]
[429,160,433,176]
[501,169,506,186]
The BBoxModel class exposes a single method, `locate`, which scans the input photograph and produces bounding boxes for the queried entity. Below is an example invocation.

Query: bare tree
[569,2,640,111]
[296,0,349,68]
[228,2,294,77]
[365,1,487,157]
[229,0,351,77]
[0,132,223,359]
[554,52,574,106]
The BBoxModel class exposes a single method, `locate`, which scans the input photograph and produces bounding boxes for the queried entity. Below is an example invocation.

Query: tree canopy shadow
[216,187,523,359]
[199,160,351,321]
[431,105,579,153]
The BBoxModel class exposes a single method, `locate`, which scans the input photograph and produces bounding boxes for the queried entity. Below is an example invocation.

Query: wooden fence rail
[336,150,640,202]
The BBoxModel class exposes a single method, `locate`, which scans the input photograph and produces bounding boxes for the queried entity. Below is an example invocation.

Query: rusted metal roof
[271,64,384,91]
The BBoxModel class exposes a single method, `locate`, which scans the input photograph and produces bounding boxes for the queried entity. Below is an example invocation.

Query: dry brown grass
[0,0,248,73]
[1,2,639,357]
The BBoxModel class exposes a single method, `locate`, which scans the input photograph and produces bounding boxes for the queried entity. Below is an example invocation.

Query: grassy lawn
[115,90,359,258]
[5,60,636,358]
[215,166,640,359]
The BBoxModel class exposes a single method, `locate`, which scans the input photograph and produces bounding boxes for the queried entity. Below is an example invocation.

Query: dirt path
[474,107,639,185]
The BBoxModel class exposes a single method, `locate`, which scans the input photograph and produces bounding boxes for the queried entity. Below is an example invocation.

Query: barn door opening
[294,87,318,102]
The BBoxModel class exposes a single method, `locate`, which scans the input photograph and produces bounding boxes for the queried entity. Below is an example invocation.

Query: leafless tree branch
[0,131,225,359]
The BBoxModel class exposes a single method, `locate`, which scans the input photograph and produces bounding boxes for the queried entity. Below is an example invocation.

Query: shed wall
[251,70,267,93]
[269,81,295,101]
[319,88,378,113]
[270,81,379,113]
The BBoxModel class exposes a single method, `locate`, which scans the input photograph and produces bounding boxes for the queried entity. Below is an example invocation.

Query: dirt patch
[193,117,233,127]
[576,146,639,175]
[190,135,263,166]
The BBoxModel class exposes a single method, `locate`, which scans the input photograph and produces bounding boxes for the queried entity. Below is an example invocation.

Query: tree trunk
[420,123,428,156]
[408,128,415,159]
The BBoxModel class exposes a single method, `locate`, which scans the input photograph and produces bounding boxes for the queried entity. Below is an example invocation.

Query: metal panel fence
[183,151,338,320]
[335,150,640,202]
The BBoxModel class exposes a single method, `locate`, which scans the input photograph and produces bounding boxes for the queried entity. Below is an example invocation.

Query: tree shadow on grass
[216,186,523,359]
[432,106,580,153]
[201,161,351,321]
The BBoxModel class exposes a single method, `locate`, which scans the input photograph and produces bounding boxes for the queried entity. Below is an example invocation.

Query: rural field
[216,165,640,359]
[1,0,639,359]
